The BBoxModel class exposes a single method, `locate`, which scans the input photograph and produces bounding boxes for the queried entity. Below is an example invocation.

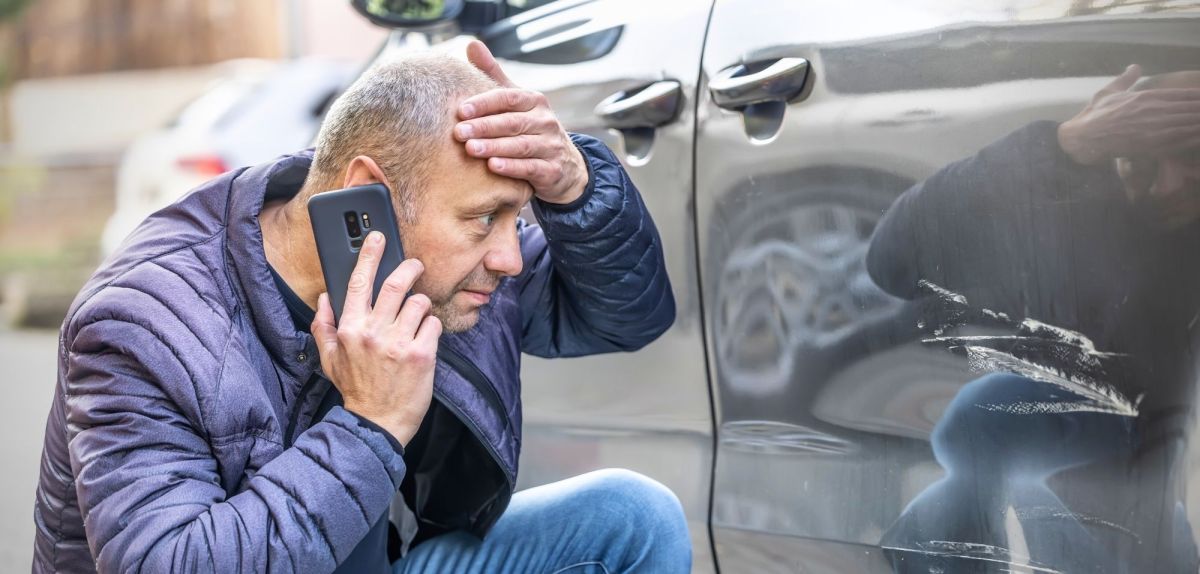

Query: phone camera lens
[343,211,362,238]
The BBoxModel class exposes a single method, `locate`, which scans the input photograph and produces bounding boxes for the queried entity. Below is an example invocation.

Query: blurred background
[0,0,387,566]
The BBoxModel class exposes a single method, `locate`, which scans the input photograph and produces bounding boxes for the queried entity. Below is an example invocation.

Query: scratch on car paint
[960,345,1138,417]
[983,308,1011,322]
[1015,506,1142,543]
[882,541,1063,573]
[919,279,968,306]
[917,281,1140,417]
[917,279,970,335]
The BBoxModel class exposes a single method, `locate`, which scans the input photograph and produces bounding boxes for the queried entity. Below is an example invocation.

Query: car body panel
[697,1,1200,572]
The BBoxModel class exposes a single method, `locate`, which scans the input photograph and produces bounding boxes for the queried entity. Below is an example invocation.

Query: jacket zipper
[434,345,514,535]
[283,374,321,448]
[281,348,513,533]
[436,345,511,435]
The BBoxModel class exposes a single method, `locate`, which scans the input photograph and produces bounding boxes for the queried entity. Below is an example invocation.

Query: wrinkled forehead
[425,136,534,212]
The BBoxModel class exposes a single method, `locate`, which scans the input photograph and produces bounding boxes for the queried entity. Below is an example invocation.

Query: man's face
[1117,151,1200,230]
[398,129,534,333]
[1115,71,1200,230]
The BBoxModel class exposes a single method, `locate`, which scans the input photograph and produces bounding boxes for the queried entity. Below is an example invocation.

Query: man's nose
[483,225,523,277]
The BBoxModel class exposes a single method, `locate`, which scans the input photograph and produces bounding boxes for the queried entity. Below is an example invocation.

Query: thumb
[467,40,516,88]
[1101,64,1142,95]
[312,293,339,356]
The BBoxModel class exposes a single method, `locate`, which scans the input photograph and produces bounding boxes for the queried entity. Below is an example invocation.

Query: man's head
[1115,70,1200,229]
[306,52,534,332]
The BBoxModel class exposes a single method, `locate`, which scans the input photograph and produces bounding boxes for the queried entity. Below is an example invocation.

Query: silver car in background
[358,1,1200,572]
[102,58,356,255]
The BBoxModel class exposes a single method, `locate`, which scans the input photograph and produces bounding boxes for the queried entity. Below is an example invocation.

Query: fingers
[459,89,545,121]
[487,157,558,185]
[1132,88,1200,102]
[414,314,444,348]
[1142,124,1200,156]
[345,231,385,319]
[466,135,550,160]
[394,293,432,340]
[371,259,425,324]
[312,293,339,354]
[467,39,515,88]
[1100,64,1142,96]
[456,110,556,141]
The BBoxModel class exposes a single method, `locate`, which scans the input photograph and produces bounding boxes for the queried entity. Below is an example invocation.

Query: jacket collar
[225,150,320,383]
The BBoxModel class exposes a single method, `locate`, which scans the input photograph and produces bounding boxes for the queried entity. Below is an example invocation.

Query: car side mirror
[350,0,464,28]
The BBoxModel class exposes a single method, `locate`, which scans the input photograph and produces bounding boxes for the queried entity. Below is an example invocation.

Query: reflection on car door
[483,0,718,571]
[697,1,1200,572]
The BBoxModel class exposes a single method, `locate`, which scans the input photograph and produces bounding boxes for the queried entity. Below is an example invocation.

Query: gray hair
[307,51,499,221]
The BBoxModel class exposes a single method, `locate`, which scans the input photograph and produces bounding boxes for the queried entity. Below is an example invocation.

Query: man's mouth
[461,288,495,305]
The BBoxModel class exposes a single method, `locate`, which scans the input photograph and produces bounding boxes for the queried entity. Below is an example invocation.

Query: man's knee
[572,469,689,541]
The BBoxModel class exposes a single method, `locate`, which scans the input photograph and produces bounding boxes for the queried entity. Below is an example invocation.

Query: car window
[481,0,622,64]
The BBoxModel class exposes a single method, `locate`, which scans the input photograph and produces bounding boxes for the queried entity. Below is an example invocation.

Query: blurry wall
[293,0,388,61]
[6,0,283,80]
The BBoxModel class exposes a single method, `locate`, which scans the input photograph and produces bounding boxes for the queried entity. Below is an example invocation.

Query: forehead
[424,134,534,211]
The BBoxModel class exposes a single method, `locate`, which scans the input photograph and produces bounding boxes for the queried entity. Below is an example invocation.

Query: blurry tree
[0,0,33,86]
[0,0,33,21]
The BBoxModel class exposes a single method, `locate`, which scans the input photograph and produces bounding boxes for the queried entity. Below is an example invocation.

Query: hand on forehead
[452,41,591,205]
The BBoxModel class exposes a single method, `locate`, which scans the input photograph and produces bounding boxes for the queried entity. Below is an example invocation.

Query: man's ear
[342,155,390,190]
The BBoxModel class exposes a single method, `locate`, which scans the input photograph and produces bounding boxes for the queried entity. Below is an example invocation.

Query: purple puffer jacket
[32,133,675,573]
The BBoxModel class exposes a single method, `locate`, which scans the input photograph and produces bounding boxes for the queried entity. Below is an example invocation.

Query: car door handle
[709,57,809,110]
[594,80,683,130]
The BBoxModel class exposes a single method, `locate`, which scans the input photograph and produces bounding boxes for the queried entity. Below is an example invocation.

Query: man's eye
[477,213,497,227]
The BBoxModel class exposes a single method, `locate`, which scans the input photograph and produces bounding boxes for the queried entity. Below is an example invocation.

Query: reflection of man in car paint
[867,67,1200,573]
[1059,65,1200,229]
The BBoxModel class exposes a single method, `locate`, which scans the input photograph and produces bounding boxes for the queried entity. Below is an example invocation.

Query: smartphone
[307,183,405,324]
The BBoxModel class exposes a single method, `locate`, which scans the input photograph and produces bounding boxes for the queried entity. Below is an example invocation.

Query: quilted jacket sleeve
[64,312,405,573]
[516,133,675,358]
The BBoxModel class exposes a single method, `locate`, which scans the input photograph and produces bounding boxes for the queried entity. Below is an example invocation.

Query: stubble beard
[425,267,501,334]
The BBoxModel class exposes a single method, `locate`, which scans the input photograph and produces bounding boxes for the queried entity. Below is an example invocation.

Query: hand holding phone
[308,185,440,445]
[307,183,406,324]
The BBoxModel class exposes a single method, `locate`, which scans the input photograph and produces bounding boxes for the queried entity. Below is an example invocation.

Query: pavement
[0,328,60,570]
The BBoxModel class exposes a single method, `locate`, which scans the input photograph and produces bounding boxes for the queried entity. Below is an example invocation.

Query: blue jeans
[393,468,692,573]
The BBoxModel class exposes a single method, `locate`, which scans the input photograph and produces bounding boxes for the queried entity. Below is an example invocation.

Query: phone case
[307,183,405,324]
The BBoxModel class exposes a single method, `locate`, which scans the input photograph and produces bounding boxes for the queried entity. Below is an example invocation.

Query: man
[867,64,1200,413]
[868,66,1200,573]
[33,42,689,573]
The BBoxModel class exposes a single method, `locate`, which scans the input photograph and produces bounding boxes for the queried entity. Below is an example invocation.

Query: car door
[475,1,719,571]
[697,1,1200,572]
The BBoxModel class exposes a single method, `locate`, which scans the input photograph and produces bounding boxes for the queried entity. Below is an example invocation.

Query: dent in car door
[697,1,1200,572]
[481,1,718,571]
